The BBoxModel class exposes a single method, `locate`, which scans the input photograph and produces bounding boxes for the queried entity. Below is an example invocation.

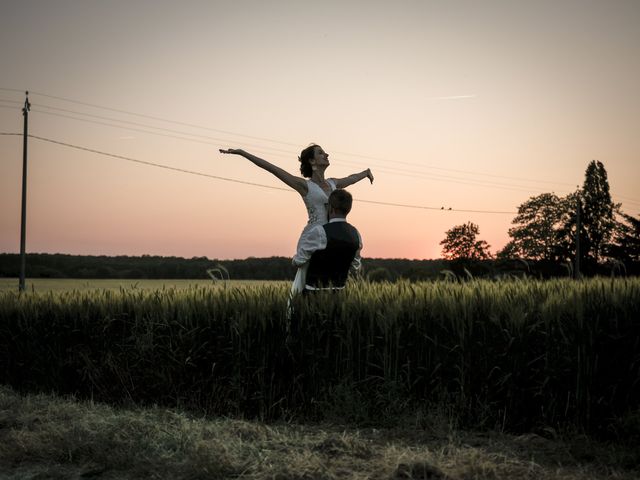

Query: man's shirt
[293,218,362,272]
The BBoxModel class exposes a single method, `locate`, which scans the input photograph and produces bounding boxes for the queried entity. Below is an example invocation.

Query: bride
[219,144,373,293]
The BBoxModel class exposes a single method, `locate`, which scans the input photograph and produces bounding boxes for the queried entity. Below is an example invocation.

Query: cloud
[119,135,136,140]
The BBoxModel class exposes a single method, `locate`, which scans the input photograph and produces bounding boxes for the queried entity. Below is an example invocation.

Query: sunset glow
[1,1,639,260]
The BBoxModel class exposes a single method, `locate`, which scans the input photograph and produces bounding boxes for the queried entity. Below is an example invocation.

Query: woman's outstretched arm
[334,168,374,189]
[219,149,308,195]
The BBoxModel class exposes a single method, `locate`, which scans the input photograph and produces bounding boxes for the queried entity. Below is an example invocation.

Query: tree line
[439,160,640,276]
[1,251,637,282]
[0,253,448,281]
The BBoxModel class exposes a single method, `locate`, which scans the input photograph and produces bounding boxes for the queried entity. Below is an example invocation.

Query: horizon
[0,251,448,262]
[1,1,639,261]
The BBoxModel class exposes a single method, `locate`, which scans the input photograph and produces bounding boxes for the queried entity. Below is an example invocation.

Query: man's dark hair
[328,189,352,215]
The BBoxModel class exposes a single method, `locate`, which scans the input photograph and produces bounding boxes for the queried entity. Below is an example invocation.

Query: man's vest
[305,221,360,289]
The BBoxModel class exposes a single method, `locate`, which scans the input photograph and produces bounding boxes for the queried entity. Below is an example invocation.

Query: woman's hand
[366,168,374,183]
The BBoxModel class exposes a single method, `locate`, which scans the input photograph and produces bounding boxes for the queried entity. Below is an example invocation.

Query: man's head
[328,189,353,219]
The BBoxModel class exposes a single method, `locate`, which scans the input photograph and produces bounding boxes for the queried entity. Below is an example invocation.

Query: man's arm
[293,226,327,267]
[350,231,363,272]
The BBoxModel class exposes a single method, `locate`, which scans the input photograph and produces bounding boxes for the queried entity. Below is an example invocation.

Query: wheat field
[0,278,638,434]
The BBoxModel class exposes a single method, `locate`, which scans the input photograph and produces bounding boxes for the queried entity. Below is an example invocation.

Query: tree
[498,193,566,260]
[440,222,492,260]
[581,160,616,264]
[552,191,584,264]
[606,210,640,262]
[551,161,617,271]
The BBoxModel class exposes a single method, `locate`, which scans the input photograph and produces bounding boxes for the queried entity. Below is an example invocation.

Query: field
[0,277,279,293]
[1,277,639,478]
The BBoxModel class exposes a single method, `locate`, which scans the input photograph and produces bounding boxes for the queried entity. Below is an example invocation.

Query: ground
[1,386,637,480]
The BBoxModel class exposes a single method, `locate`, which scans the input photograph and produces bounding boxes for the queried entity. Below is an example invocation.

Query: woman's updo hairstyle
[298,144,319,178]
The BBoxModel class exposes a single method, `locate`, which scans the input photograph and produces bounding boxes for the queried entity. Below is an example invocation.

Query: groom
[293,189,362,292]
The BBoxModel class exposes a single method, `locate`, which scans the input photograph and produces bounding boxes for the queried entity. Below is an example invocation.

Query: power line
[27,107,574,196]
[332,149,578,188]
[616,194,640,204]
[4,126,635,209]
[0,87,25,95]
[5,87,638,205]
[26,134,518,214]
[28,134,291,192]
[353,198,516,214]
[4,121,639,207]
[28,90,303,148]
[5,130,637,212]
[20,88,580,189]
[337,159,559,195]
[30,107,295,156]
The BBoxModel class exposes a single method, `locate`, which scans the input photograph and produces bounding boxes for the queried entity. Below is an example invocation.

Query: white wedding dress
[290,178,337,295]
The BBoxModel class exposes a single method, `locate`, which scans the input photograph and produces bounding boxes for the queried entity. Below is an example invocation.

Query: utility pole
[575,190,581,280]
[19,91,30,292]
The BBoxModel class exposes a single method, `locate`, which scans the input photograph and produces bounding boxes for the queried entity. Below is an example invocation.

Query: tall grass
[0,278,638,432]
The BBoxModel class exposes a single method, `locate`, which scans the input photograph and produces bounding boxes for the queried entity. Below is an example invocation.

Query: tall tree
[552,191,583,264]
[581,160,616,264]
[499,193,565,260]
[440,222,492,260]
[553,190,588,265]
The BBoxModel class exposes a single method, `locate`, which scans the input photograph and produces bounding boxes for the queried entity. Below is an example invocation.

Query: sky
[1,0,639,261]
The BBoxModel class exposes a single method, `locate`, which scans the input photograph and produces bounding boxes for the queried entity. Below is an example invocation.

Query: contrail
[430,94,477,100]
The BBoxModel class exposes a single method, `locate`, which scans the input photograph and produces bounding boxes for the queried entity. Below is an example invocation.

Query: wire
[28,90,302,148]
[352,198,516,214]
[30,107,295,156]
[27,134,518,214]
[333,149,578,188]
[616,194,640,203]
[22,88,581,189]
[0,132,22,136]
[27,134,291,192]
[5,128,638,210]
[7,87,638,205]
[337,159,560,195]
[28,108,572,196]
[0,87,26,94]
